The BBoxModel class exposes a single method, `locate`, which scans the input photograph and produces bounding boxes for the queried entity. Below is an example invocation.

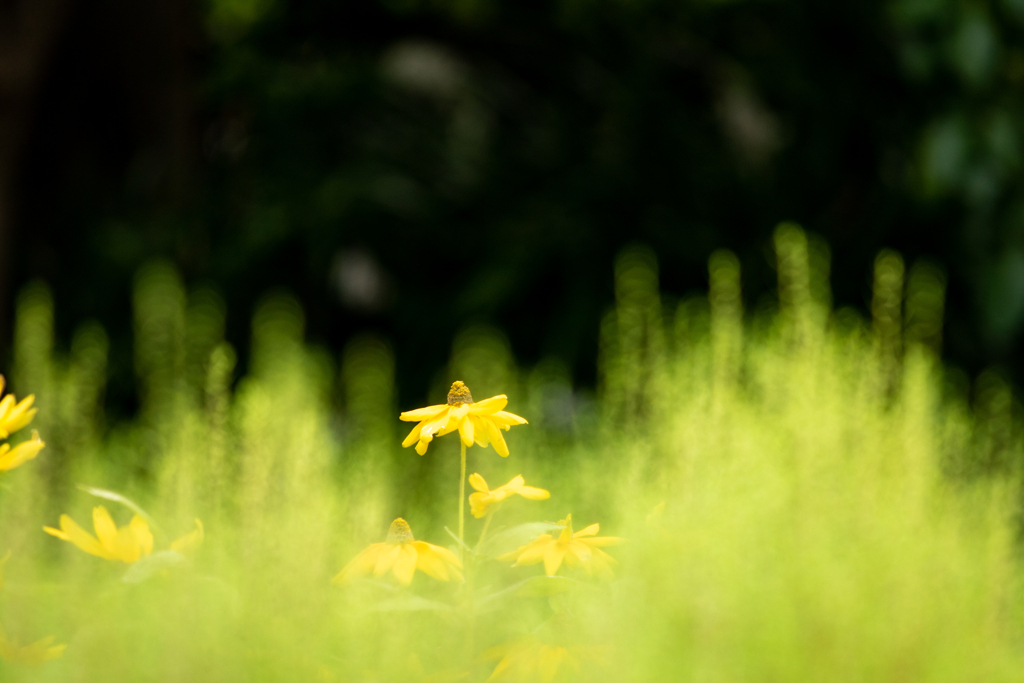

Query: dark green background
[6,0,1024,409]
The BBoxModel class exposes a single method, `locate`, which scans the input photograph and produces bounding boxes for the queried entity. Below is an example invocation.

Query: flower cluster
[336,380,624,681]
[0,376,44,473]
[0,376,64,666]
[0,375,206,668]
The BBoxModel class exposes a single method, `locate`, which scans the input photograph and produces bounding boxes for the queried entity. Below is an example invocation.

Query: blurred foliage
[3,228,1024,680]
[15,0,1024,408]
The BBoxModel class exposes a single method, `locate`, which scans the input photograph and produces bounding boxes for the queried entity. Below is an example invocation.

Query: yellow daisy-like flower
[499,514,624,578]
[333,518,463,587]
[485,641,576,683]
[0,376,37,440]
[481,635,612,683]
[43,506,154,564]
[400,381,527,457]
[0,430,45,473]
[468,473,550,518]
[0,626,66,666]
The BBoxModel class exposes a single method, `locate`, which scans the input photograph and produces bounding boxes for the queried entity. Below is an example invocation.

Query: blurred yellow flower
[0,626,66,665]
[499,514,623,578]
[43,506,154,564]
[400,381,527,457]
[483,639,579,683]
[333,518,463,586]
[0,430,45,472]
[0,376,37,440]
[468,474,549,518]
[170,519,205,557]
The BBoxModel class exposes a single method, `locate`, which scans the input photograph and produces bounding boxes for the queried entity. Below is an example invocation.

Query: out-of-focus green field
[1,225,1022,682]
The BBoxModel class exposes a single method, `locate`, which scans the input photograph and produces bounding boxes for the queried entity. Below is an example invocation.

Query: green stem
[475,506,498,554]
[459,441,467,562]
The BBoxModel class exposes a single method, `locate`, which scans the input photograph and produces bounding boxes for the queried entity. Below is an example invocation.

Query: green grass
[1,225,1022,682]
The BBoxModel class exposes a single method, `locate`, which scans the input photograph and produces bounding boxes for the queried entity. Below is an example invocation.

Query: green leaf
[77,485,162,534]
[477,522,563,558]
[122,551,189,584]
[369,594,454,613]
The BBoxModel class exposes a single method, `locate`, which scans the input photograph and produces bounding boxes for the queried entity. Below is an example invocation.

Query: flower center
[447,381,474,405]
[386,518,415,544]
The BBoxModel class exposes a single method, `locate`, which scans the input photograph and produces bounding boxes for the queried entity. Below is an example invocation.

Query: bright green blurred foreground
[2,225,1023,682]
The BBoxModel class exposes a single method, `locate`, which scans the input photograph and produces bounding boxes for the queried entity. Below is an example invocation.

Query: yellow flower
[0,430,45,472]
[400,381,527,456]
[468,474,550,518]
[499,514,623,578]
[0,626,66,665]
[43,506,154,564]
[0,376,37,440]
[483,639,581,683]
[333,518,463,586]
[170,519,205,558]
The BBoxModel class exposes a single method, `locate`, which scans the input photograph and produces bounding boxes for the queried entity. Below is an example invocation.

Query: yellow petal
[0,432,44,471]
[421,409,453,438]
[469,492,491,519]
[92,507,119,553]
[0,394,15,424]
[372,544,401,577]
[509,537,552,566]
[114,526,143,563]
[42,526,70,541]
[458,416,475,447]
[438,408,465,436]
[413,543,451,581]
[391,544,418,585]
[543,543,568,576]
[1,397,37,436]
[468,473,489,493]
[402,422,425,448]
[468,395,507,415]
[130,515,154,557]
[574,524,600,537]
[413,541,462,581]
[333,544,385,585]
[420,541,461,568]
[415,438,430,455]
[399,404,448,421]
[491,410,528,426]
[58,514,111,559]
[504,475,526,489]
[470,415,491,447]
[516,485,550,501]
[484,419,510,457]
